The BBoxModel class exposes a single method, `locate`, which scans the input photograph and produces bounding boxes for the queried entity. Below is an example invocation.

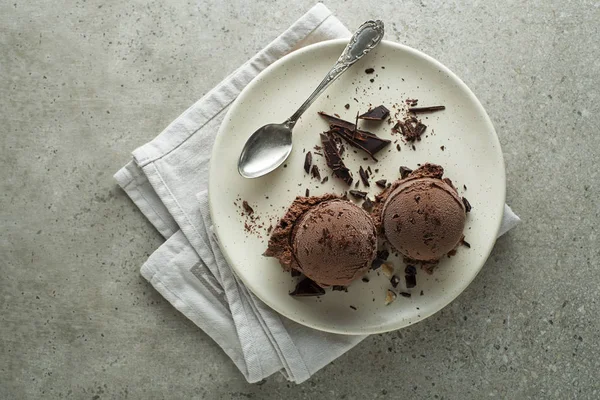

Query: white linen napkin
[114,3,521,384]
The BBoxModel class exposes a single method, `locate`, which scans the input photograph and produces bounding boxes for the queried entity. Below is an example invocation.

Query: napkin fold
[114,3,520,383]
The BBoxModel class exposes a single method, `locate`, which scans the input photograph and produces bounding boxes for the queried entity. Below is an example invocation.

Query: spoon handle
[286,20,385,127]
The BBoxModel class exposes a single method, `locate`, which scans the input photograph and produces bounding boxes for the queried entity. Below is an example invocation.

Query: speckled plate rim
[209,39,506,335]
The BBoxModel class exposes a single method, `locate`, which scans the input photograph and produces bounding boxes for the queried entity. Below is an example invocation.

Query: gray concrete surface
[1,0,599,398]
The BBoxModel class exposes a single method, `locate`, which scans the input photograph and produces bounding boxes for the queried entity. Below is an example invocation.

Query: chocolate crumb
[304,151,312,173]
[369,78,375,83]
[321,176,329,184]
[463,184,467,191]
[344,103,350,109]
[349,190,368,199]
[332,285,348,292]
[405,274,417,289]
[400,292,412,298]
[365,68,375,74]
[399,166,413,179]
[311,164,321,181]
[461,239,471,248]
[396,144,401,152]
[420,290,424,296]
[462,197,472,212]
[305,188,310,197]
[362,277,370,283]
[362,197,374,211]
[440,145,445,151]
[350,305,357,310]
[376,179,387,188]
[359,166,370,187]
[358,105,390,121]
[390,275,401,288]
[242,201,254,215]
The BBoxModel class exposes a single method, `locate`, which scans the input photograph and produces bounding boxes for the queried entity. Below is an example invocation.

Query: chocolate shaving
[359,166,370,187]
[320,133,353,185]
[321,176,329,184]
[311,164,321,181]
[242,201,254,215]
[358,105,390,121]
[399,166,413,179]
[290,278,325,297]
[354,180,360,188]
[376,179,387,188]
[405,274,417,289]
[462,197,472,212]
[461,239,471,248]
[349,190,367,199]
[400,292,412,298]
[396,144,401,151]
[362,277,370,282]
[365,68,375,74]
[362,197,374,211]
[367,166,372,175]
[350,305,357,310]
[409,105,446,113]
[305,188,310,197]
[395,117,427,142]
[303,151,312,173]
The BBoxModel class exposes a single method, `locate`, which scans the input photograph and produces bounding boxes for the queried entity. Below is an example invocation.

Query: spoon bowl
[238,123,293,178]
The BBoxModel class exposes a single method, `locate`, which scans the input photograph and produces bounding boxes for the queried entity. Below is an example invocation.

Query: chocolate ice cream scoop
[265,195,377,287]
[376,164,466,262]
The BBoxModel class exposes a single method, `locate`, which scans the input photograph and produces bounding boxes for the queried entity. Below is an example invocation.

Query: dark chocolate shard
[332,285,348,292]
[399,166,413,179]
[289,278,325,297]
[462,197,472,213]
[318,111,356,131]
[242,201,254,215]
[395,117,427,142]
[358,105,390,121]
[304,151,312,173]
[390,275,401,288]
[311,164,321,181]
[376,179,387,188]
[321,176,329,184]
[349,190,367,199]
[359,166,370,187]
[409,105,446,113]
[377,249,390,260]
[290,269,301,277]
[320,133,353,185]
[405,274,417,289]
[362,197,374,211]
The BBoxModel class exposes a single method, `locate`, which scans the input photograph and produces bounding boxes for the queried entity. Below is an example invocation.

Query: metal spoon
[238,20,385,178]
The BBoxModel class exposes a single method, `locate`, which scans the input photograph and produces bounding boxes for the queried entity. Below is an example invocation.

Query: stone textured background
[1,1,599,398]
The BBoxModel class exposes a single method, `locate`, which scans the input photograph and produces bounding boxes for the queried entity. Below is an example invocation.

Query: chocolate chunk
[390,275,401,288]
[318,112,391,158]
[462,197,472,212]
[371,258,385,270]
[400,292,412,298]
[344,103,350,109]
[349,190,367,199]
[305,188,310,197]
[365,68,375,74]
[321,176,329,184]
[332,285,348,292]
[359,166,370,187]
[311,164,321,181]
[321,133,353,185]
[289,278,325,297]
[376,179,387,188]
[358,105,390,121]
[290,269,301,277]
[461,239,471,248]
[377,249,390,260]
[405,274,417,288]
[405,265,417,275]
[242,201,254,215]
[408,105,446,113]
[303,151,312,173]
[362,197,374,211]
[399,166,413,179]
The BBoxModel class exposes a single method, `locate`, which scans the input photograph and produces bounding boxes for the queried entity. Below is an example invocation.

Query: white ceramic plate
[209,39,505,335]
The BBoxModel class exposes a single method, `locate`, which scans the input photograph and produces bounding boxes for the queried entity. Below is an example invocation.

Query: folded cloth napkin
[114,3,521,384]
